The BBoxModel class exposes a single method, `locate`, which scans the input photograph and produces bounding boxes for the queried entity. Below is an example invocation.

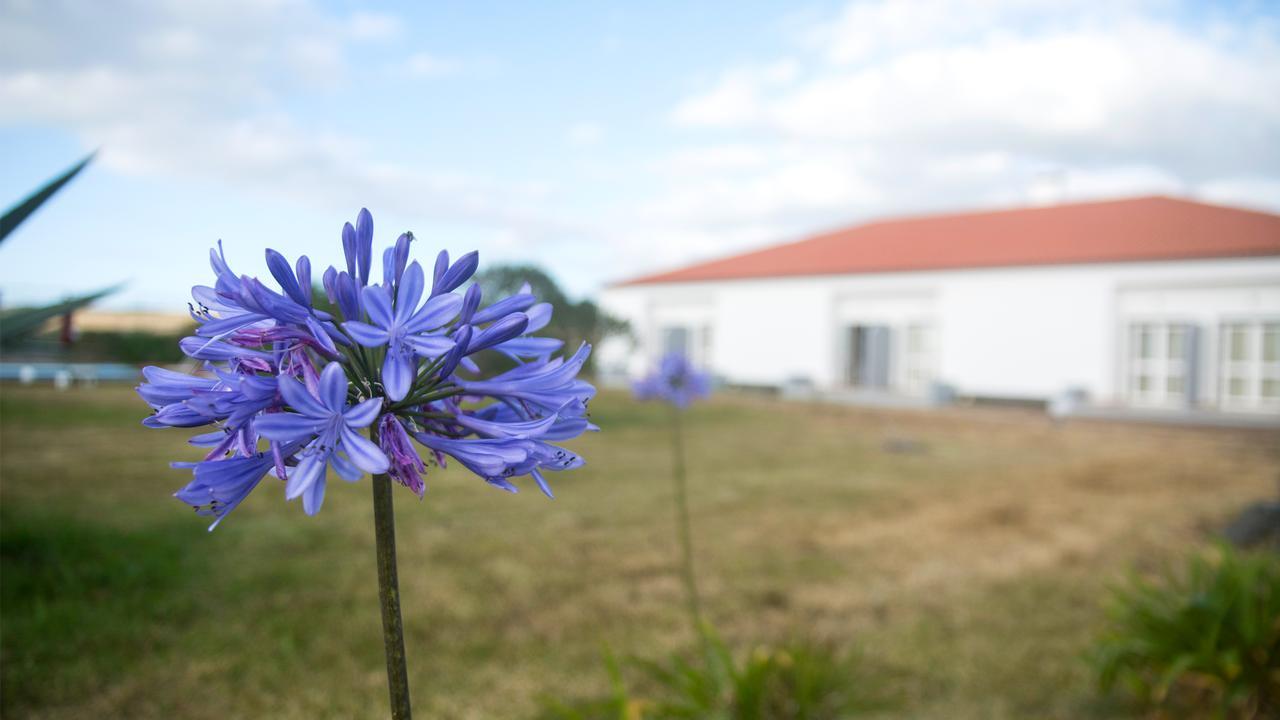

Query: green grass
[1090,545,1280,717]
[0,511,204,710]
[2,384,1277,718]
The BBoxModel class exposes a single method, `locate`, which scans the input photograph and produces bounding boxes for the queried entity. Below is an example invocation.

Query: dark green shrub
[67,330,190,363]
[1090,546,1280,718]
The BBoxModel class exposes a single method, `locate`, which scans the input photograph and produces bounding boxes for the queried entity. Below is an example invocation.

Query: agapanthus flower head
[633,352,712,409]
[138,208,596,530]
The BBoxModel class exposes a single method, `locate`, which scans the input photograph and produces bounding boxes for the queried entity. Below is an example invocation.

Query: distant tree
[472,264,629,370]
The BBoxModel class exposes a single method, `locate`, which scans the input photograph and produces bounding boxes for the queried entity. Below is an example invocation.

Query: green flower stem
[670,406,705,638]
[400,410,455,421]
[370,422,412,720]
[387,385,464,412]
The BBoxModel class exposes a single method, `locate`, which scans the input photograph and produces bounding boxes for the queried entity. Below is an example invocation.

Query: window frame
[1124,320,1194,408]
[1218,317,1280,411]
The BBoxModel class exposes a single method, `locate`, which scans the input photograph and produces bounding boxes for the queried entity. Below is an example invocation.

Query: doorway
[846,325,891,389]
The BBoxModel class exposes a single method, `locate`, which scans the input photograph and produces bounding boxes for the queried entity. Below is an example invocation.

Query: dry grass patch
[2,385,1276,719]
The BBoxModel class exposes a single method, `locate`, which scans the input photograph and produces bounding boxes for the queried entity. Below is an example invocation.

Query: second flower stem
[670,406,704,638]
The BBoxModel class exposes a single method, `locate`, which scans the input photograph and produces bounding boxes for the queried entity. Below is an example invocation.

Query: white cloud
[1198,177,1280,212]
[349,12,401,41]
[566,122,604,146]
[629,0,1280,279]
[404,52,455,77]
[0,0,556,233]
[812,0,1124,65]
[654,144,769,174]
[671,59,799,127]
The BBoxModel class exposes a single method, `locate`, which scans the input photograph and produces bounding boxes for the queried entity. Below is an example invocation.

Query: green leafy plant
[540,628,883,720]
[1,153,120,349]
[1090,545,1280,718]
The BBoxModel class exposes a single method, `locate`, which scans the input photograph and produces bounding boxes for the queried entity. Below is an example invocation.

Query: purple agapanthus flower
[137,207,597,530]
[341,261,460,401]
[633,352,712,409]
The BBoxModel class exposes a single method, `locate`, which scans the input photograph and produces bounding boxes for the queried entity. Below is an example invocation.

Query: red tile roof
[617,196,1280,286]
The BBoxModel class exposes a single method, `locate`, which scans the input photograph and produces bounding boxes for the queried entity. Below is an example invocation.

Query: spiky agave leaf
[0,153,94,245]
[0,285,122,348]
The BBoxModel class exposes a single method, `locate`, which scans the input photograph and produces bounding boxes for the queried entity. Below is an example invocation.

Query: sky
[1,0,1278,311]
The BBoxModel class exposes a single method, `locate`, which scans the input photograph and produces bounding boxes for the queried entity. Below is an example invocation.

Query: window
[1264,324,1279,402]
[902,323,934,395]
[662,326,690,356]
[1219,320,1280,410]
[699,324,713,369]
[1127,322,1197,407]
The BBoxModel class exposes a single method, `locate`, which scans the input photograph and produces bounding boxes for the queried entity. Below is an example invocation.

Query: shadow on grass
[0,508,208,714]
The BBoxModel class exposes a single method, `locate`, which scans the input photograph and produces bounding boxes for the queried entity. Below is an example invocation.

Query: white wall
[599,257,1280,408]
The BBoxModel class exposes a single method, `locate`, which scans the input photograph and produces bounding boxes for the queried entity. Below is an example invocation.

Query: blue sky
[2,0,1278,310]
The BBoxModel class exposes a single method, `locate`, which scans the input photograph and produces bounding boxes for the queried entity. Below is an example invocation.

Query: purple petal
[404,292,462,333]
[187,431,226,446]
[459,283,482,324]
[382,350,413,402]
[404,333,455,357]
[438,325,471,377]
[306,315,338,355]
[266,249,307,306]
[355,208,373,286]
[302,474,327,515]
[343,321,391,347]
[437,251,478,295]
[256,412,326,442]
[342,222,358,278]
[468,313,529,353]
[532,469,554,499]
[193,313,271,339]
[524,303,553,334]
[335,271,361,321]
[286,451,326,500]
[392,233,411,284]
[471,293,536,324]
[344,397,382,427]
[497,336,563,359]
[431,249,449,294]
[341,425,390,474]
[395,261,425,324]
[453,411,557,439]
[296,256,312,305]
[318,362,348,412]
[278,374,329,417]
[323,266,339,305]
[329,450,362,481]
[381,247,395,287]
[362,285,394,329]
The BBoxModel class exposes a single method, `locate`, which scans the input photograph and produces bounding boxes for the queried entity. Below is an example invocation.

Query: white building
[599,196,1280,417]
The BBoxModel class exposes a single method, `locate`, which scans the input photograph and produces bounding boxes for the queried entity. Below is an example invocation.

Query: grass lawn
[2,383,1277,719]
